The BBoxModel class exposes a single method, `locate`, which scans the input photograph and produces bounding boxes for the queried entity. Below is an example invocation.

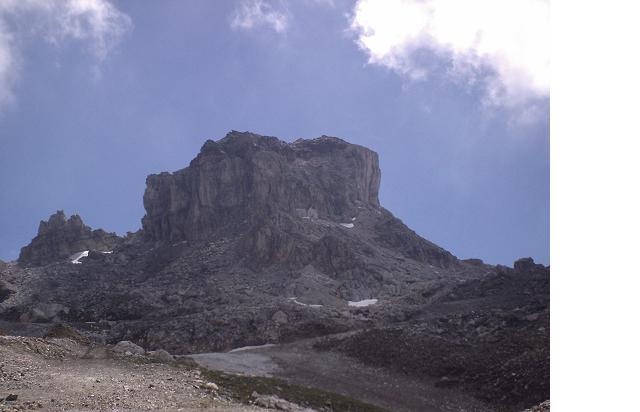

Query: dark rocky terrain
[0,131,549,411]
[314,261,549,411]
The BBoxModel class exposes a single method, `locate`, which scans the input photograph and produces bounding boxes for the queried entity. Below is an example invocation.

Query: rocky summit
[141,131,455,269]
[17,211,122,267]
[0,131,549,411]
[143,132,381,242]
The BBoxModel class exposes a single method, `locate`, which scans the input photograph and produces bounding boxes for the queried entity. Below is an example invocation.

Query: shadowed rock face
[18,211,122,267]
[142,131,381,242]
[141,131,456,270]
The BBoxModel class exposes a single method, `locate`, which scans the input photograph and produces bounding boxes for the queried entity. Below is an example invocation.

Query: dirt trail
[0,336,265,411]
[190,336,492,412]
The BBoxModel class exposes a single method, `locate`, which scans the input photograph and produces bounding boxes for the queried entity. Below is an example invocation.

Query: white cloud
[349,0,550,108]
[231,0,289,34]
[0,0,131,110]
[0,19,17,108]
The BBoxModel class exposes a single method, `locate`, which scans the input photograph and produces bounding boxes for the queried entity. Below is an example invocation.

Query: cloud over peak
[349,0,550,107]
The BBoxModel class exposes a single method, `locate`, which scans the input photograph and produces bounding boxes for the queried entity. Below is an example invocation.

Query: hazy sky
[0,0,549,265]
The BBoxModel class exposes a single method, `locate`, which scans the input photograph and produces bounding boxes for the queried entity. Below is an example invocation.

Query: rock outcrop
[142,131,381,242]
[141,131,454,269]
[112,340,145,356]
[514,257,547,273]
[18,211,122,266]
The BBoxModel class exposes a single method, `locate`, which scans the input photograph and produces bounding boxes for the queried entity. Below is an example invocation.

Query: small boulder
[272,310,289,324]
[147,349,174,363]
[201,381,218,391]
[112,340,145,356]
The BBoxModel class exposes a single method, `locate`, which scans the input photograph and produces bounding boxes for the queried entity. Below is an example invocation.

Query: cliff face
[18,211,121,266]
[142,131,381,242]
[141,131,455,270]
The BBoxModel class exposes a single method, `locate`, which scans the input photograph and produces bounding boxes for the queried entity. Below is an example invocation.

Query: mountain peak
[142,131,381,243]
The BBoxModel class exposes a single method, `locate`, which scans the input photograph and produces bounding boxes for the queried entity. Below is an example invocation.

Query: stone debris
[146,349,174,363]
[251,392,316,412]
[111,340,145,356]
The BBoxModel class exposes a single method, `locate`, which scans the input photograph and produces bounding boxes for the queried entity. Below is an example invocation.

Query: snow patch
[101,251,113,254]
[340,223,354,228]
[70,251,89,264]
[229,344,277,353]
[351,217,356,221]
[289,297,323,308]
[348,298,378,307]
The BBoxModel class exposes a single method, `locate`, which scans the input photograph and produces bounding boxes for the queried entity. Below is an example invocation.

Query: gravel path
[0,336,266,411]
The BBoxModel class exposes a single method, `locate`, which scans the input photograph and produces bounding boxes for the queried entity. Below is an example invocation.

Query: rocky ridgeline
[17,211,122,267]
[2,132,540,356]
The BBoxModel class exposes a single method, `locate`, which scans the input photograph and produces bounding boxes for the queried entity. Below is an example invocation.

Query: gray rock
[147,349,174,362]
[18,211,122,266]
[22,303,69,323]
[142,132,381,243]
[112,341,145,356]
[514,257,546,273]
[0,280,14,303]
[201,381,218,390]
[272,310,289,324]
[251,392,314,412]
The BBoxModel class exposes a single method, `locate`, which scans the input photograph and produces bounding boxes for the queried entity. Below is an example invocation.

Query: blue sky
[0,0,549,265]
